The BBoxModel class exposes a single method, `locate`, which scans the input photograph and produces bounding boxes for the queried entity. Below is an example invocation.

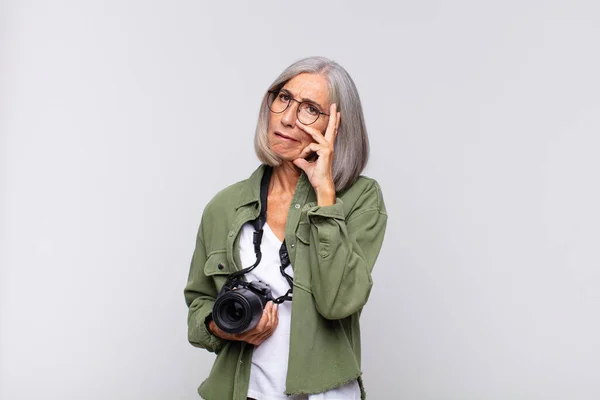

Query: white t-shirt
[239,222,360,400]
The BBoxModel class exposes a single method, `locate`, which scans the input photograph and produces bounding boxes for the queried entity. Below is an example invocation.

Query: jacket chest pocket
[203,250,233,292]
[295,201,320,247]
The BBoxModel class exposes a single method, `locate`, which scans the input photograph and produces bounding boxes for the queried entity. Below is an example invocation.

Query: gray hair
[254,56,369,192]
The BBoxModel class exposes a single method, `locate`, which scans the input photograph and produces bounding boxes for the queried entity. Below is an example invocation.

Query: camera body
[212,278,273,334]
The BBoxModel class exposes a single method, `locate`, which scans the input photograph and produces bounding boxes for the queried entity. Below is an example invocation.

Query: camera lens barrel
[213,288,267,334]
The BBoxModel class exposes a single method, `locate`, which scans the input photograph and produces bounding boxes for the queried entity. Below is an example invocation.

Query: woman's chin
[271,148,301,163]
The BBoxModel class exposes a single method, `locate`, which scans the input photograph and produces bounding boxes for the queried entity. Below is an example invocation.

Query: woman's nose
[280,101,298,127]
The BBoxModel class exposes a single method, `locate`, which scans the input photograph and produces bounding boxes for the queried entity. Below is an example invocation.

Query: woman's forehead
[282,73,329,105]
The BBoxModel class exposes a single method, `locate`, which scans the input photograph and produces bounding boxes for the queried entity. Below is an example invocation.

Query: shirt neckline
[263,222,283,246]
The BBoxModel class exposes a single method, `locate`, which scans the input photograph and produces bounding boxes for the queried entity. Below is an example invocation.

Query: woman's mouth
[275,131,298,142]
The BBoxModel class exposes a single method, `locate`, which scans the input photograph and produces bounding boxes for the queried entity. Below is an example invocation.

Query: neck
[270,161,301,195]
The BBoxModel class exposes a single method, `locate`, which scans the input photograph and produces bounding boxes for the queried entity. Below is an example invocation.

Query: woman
[184,56,387,400]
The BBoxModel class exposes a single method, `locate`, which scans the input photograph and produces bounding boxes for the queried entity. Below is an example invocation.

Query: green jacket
[184,165,387,400]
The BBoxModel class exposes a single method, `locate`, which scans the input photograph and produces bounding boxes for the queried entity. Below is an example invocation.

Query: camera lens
[224,301,245,322]
[213,288,265,334]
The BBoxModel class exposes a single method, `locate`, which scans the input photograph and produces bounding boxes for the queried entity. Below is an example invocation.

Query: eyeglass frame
[267,90,330,125]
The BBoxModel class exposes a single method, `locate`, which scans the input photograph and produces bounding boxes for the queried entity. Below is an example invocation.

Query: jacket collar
[236,164,267,210]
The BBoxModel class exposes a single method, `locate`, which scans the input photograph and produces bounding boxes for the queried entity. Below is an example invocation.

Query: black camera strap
[273,243,293,304]
[227,166,294,304]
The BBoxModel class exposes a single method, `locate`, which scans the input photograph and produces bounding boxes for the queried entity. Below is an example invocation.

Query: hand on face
[292,103,340,205]
[266,73,340,206]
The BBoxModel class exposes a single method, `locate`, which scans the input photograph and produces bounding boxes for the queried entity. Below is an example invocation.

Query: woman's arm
[305,180,387,320]
[292,105,387,320]
[184,230,226,353]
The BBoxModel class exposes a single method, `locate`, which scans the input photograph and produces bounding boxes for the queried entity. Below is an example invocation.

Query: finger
[263,313,277,337]
[264,301,274,327]
[270,301,278,322]
[237,318,264,341]
[254,329,274,346]
[328,111,341,146]
[332,112,341,142]
[296,120,329,145]
[264,303,278,336]
[235,330,256,344]
[263,302,274,331]
[253,303,271,333]
[236,304,271,343]
[292,158,312,174]
[252,325,275,345]
[250,303,279,345]
[249,333,265,346]
[272,303,279,329]
[296,142,322,160]
[324,103,338,142]
[262,328,276,341]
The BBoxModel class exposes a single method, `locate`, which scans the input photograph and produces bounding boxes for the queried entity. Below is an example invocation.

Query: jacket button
[218,264,224,270]
[295,204,301,209]
[228,230,234,237]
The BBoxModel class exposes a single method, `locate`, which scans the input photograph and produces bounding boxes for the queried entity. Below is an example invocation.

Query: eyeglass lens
[268,91,321,125]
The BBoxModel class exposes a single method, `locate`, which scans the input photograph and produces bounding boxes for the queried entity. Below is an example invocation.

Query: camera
[212,278,273,334]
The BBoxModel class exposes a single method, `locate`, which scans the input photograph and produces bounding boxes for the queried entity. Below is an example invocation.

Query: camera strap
[226,166,294,304]
[273,243,293,304]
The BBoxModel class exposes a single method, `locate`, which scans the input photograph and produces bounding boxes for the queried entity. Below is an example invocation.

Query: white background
[1,1,599,399]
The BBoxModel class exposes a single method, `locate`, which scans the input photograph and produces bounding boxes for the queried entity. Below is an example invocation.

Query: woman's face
[267,73,331,162]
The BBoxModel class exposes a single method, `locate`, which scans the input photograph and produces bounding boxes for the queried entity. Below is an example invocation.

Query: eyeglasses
[267,90,330,125]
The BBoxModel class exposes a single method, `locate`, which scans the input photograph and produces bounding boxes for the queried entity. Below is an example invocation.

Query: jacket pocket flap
[295,222,311,245]
[203,251,231,276]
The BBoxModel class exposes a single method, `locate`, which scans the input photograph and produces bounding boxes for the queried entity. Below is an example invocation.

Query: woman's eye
[306,105,319,115]
[279,93,290,102]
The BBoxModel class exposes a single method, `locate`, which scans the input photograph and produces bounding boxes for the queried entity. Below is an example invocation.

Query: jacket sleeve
[306,180,387,320]
[184,226,226,354]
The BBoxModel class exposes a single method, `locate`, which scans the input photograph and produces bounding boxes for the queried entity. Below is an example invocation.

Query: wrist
[316,185,336,206]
